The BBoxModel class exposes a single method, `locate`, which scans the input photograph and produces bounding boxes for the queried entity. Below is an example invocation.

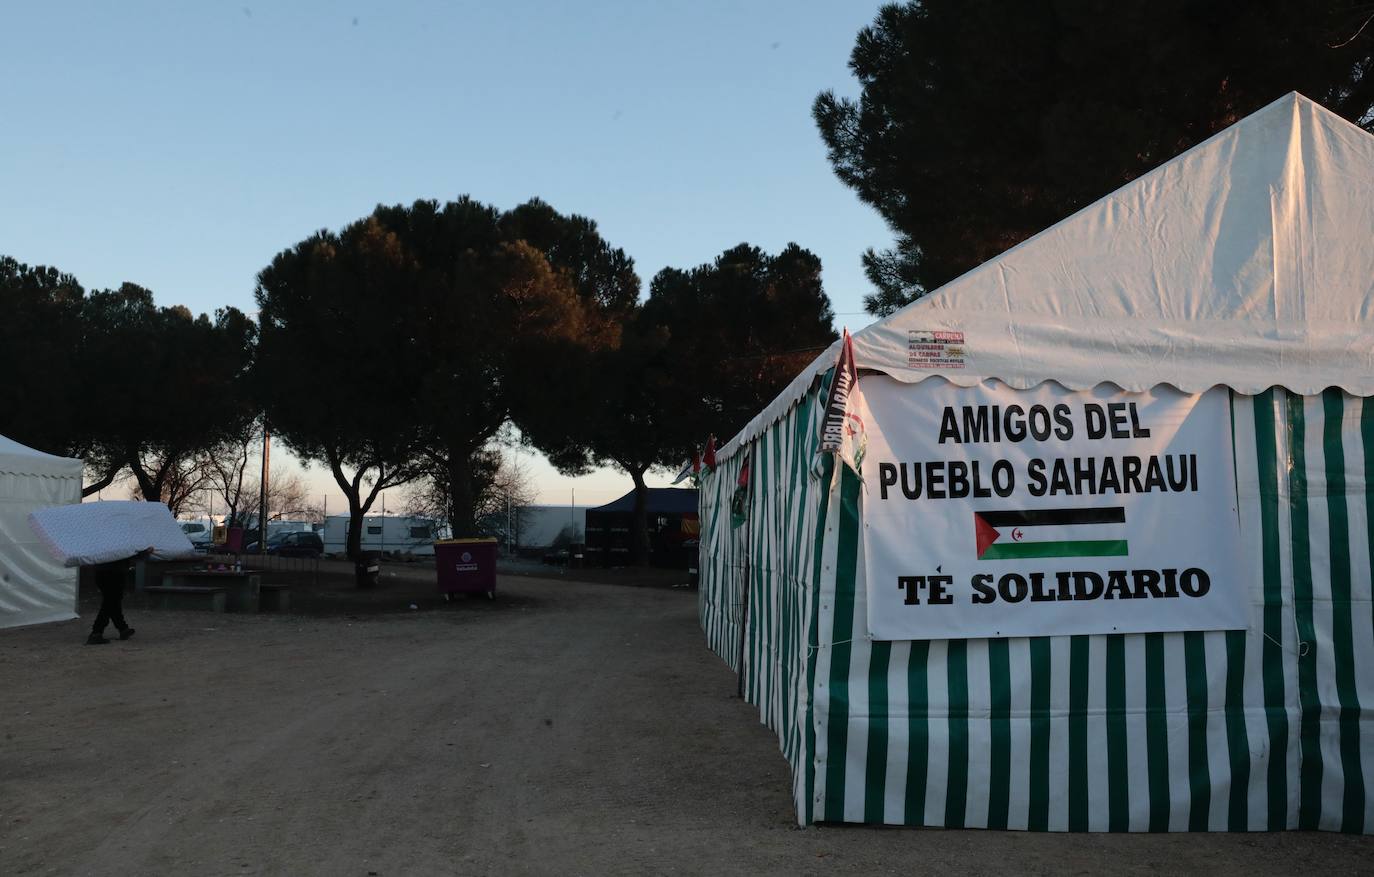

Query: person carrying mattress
[86,548,151,645]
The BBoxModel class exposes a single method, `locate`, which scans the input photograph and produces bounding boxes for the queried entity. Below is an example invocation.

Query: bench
[143,585,227,613]
[259,583,291,613]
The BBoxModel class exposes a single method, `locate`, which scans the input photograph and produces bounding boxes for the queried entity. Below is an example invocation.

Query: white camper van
[178,519,214,549]
[321,514,444,556]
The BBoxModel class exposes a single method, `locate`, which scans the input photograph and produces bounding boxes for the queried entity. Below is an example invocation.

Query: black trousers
[92,578,129,636]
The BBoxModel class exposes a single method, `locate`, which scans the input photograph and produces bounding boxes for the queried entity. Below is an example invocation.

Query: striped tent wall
[702,385,1374,831]
[699,448,747,673]
[699,373,833,818]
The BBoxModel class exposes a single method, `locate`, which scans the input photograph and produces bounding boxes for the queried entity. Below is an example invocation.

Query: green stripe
[822,464,862,821]
[1027,638,1052,831]
[1183,631,1211,830]
[944,640,969,829]
[1254,389,1289,829]
[1322,389,1365,832]
[904,639,931,826]
[1145,633,1170,831]
[980,539,1128,560]
[864,642,891,823]
[763,442,772,706]
[1230,390,1241,510]
[1105,634,1129,831]
[783,395,814,774]
[1224,629,1251,830]
[986,638,1012,830]
[761,438,771,710]
[782,399,803,766]
[1068,636,1090,831]
[802,451,832,825]
[747,442,762,704]
[738,451,753,686]
[764,431,777,714]
[1223,389,1248,829]
[1287,392,1323,829]
[1364,397,1374,833]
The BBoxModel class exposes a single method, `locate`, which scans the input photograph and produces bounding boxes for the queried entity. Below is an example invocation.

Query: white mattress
[28,501,198,567]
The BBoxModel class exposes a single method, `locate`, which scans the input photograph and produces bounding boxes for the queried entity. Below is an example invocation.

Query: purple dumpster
[435,538,497,600]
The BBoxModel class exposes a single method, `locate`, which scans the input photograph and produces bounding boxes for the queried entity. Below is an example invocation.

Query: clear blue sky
[1,1,893,511]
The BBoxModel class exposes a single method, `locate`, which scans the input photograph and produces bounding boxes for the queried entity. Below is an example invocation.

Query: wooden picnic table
[160,569,262,612]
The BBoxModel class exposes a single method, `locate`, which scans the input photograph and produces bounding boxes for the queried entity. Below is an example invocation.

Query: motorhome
[321,514,445,556]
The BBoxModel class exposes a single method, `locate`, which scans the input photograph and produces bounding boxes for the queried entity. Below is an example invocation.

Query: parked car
[180,521,212,551]
[244,531,324,558]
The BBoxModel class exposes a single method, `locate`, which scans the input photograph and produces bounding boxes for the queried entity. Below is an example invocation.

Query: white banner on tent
[861,378,1247,640]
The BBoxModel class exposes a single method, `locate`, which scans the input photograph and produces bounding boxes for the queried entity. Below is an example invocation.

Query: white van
[179,520,213,550]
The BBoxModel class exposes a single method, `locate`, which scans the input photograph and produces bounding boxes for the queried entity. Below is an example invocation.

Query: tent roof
[0,434,83,480]
[589,487,699,515]
[721,93,1374,461]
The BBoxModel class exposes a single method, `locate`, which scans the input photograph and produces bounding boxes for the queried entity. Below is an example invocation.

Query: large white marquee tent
[0,435,83,630]
[699,93,1374,831]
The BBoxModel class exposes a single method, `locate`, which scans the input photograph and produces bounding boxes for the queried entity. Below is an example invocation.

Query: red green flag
[973,507,1129,560]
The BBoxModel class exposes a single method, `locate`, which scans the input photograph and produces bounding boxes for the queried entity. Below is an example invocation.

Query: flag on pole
[671,454,695,485]
[702,436,716,474]
[814,329,868,476]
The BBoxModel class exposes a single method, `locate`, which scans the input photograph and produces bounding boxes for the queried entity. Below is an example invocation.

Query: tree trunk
[128,456,164,504]
[629,466,651,567]
[326,453,375,572]
[447,451,479,539]
[346,493,364,562]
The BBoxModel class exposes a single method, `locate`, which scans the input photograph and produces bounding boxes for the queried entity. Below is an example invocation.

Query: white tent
[700,93,1374,831]
[729,90,1374,454]
[0,435,83,629]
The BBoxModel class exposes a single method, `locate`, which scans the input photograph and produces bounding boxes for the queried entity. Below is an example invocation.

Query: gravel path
[3,576,1371,875]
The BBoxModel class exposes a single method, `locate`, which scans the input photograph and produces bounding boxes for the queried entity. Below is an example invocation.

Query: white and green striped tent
[699,93,1374,831]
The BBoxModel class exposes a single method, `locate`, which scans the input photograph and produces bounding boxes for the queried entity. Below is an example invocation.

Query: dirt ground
[3,569,1373,876]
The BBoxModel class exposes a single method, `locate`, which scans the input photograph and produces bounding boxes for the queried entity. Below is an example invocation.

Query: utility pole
[257,422,270,555]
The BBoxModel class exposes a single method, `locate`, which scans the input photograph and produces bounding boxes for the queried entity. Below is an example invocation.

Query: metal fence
[208,549,320,587]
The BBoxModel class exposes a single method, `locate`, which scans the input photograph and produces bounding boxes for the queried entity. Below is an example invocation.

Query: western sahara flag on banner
[974,506,1128,560]
[813,329,867,476]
